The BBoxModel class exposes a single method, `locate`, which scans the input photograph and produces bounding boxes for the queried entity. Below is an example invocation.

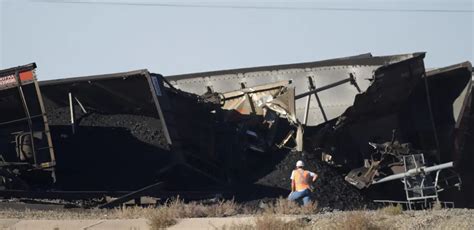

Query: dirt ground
[300,209,474,230]
[0,209,472,230]
[0,201,472,230]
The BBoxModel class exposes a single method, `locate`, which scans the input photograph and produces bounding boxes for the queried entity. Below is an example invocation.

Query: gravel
[307,208,474,230]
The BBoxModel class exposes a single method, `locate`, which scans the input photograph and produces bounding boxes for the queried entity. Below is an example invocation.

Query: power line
[32,0,474,13]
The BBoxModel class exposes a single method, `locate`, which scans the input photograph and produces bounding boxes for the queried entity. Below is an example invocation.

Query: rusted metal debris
[98,181,165,209]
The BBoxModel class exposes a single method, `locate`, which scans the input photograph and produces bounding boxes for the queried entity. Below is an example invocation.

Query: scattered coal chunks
[256,151,375,210]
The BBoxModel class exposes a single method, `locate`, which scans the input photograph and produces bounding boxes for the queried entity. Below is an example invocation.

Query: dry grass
[148,208,178,230]
[114,198,239,230]
[146,198,241,229]
[335,212,380,230]
[111,206,156,219]
[431,201,442,210]
[254,215,289,230]
[1,203,474,230]
[434,215,473,230]
[160,197,241,218]
[0,197,317,220]
[204,199,241,217]
[379,204,403,215]
[262,198,318,215]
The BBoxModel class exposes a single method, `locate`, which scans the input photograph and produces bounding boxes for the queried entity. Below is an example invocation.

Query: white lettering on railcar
[0,75,17,89]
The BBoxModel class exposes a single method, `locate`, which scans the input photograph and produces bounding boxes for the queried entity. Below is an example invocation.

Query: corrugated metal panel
[168,53,424,126]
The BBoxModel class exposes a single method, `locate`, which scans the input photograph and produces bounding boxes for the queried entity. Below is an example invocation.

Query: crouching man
[288,160,318,206]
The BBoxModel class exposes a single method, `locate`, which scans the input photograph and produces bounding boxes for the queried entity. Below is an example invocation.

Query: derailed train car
[0,53,472,208]
[167,53,423,126]
[306,59,473,208]
[168,52,468,169]
[38,69,302,190]
[39,70,177,190]
[167,53,474,207]
[0,63,56,189]
[0,64,300,191]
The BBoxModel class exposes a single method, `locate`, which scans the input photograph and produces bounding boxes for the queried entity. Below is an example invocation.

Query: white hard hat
[296,160,304,167]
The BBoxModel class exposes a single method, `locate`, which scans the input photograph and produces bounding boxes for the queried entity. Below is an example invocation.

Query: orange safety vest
[293,169,310,191]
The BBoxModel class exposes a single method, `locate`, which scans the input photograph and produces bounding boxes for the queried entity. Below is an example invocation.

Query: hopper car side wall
[39,71,179,191]
[167,53,424,127]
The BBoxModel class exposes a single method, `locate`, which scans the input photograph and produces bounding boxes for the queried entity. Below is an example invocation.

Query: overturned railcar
[167,53,425,127]
[0,63,56,189]
[38,70,294,190]
[167,53,474,207]
[454,68,474,208]
[1,54,471,208]
[307,59,473,207]
[307,57,472,167]
[168,52,462,168]
[39,70,178,190]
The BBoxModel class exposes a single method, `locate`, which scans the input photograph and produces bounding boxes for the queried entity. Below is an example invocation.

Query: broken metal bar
[303,91,311,125]
[223,82,289,101]
[68,92,76,134]
[245,93,257,115]
[148,74,174,146]
[14,70,38,166]
[349,73,362,93]
[295,77,352,100]
[276,130,295,149]
[98,181,165,209]
[303,76,314,125]
[74,97,88,114]
[309,77,328,122]
[373,162,453,185]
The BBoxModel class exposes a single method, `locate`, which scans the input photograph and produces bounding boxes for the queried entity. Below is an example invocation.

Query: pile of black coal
[43,100,172,190]
[255,151,376,210]
[44,102,168,149]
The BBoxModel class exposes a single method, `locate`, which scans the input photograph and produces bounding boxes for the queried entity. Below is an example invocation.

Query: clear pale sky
[0,0,473,80]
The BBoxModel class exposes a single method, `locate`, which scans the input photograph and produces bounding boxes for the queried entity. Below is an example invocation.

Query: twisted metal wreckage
[0,52,473,208]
